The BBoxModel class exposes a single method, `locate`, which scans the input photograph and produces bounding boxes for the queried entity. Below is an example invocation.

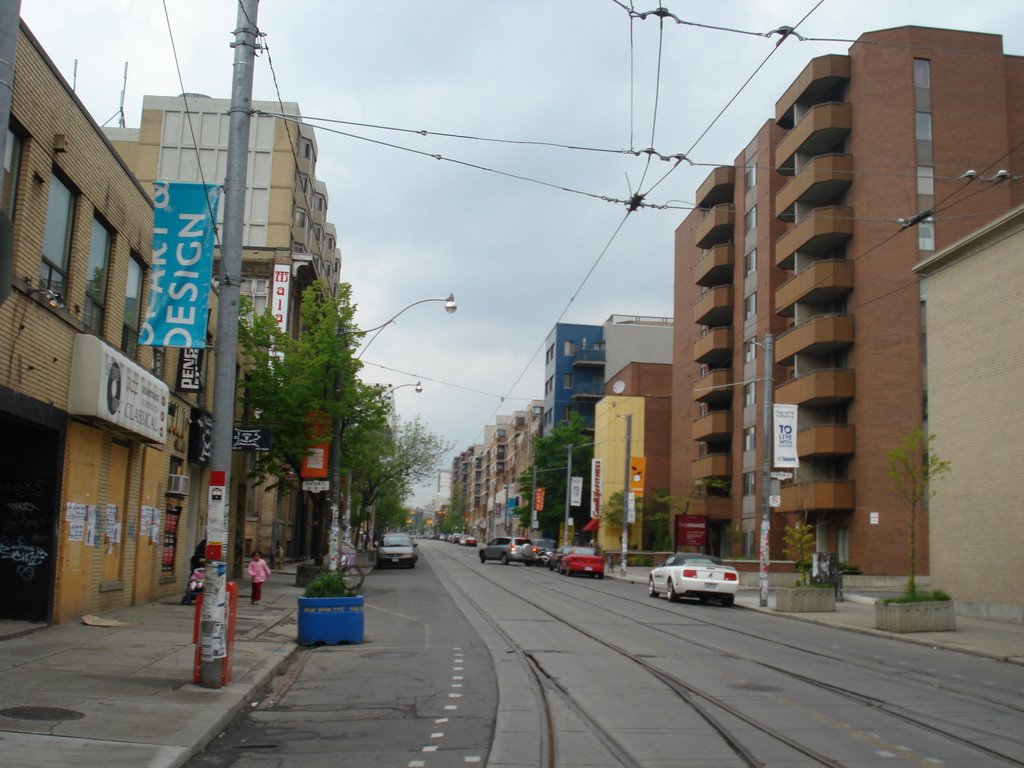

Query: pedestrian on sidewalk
[247,550,271,605]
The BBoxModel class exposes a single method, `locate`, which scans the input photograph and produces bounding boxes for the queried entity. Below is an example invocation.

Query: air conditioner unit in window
[167,474,191,497]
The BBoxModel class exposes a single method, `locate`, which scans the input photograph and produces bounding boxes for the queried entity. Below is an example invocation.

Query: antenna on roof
[118,62,128,128]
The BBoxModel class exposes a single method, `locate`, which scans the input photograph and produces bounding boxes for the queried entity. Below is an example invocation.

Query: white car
[648,553,739,606]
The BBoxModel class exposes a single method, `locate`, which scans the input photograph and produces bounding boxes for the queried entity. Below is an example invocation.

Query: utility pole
[563,442,573,547]
[759,334,774,608]
[620,414,631,579]
[200,0,258,689]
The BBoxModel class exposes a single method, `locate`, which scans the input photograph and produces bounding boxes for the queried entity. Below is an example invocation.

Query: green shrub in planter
[883,589,951,605]
[303,570,358,598]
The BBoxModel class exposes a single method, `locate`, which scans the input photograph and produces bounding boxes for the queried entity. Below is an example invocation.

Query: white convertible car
[648,553,739,607]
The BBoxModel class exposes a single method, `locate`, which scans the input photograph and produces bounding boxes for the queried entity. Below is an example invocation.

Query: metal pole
[530,465,538,531]
[328,369,341,572]
[759,334,774,608]
[620,414,631,578]
[563,442,573,547]
[201,0,258,689]
[0,0,20,168]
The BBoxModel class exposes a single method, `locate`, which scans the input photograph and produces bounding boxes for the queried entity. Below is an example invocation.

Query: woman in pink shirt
[247,551,271,604]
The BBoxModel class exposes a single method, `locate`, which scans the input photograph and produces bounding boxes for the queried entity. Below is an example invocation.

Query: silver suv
[479,537,537,566]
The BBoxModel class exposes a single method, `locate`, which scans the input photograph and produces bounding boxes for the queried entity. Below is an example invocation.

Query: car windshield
[534,539,557,549]
[382,534,412,547]
[679,554,723,565]
[570,547,596,556]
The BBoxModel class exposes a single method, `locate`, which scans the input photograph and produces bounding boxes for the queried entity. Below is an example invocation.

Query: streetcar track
[441,549,1024,767]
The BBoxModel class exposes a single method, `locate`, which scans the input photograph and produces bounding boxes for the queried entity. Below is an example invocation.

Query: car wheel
[596,573,604,580]
[501,553,509,565]
[479,551,486,564]
[409,562,415,569]
[667,579,680,602]
[721,595,734,607]
[698,596,709,605]
[648,578,659,598]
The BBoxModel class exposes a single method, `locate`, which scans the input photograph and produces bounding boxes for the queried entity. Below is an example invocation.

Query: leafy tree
[782,514,815,586]
[886,428,950,595]
[516,412,592,538]
[602,479,728,551]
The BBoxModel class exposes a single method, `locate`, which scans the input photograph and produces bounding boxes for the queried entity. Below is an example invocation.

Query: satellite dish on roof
[612,380,626,394]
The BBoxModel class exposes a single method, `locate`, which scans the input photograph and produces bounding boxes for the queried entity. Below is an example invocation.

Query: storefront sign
[232,426,272,452]
[177,348,204,392]
[675,515,708,548]
[68,334,169,443]
[590,458,603,518]
[188,409,213,466]
[272,263,291,335]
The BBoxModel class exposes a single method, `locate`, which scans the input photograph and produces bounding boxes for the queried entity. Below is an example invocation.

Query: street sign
[770,471,793,480]
[302,480,329,493]
[769,494,782,507]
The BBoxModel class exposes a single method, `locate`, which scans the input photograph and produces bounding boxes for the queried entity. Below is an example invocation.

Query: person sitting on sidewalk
[247,550,271,605]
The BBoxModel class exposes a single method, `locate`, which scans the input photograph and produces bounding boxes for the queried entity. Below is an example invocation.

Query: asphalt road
[187,540,1024,768]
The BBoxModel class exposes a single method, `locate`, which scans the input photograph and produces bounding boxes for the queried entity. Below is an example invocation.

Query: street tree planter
[775,586,836,613]
[297,595,365,645]
[875,599,956,633]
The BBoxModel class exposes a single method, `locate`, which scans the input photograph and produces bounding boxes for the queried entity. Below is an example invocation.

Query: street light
[356,293,457,359]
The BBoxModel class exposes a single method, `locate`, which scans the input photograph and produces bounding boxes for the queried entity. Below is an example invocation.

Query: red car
[558,546,604,579]
[461,535,478,546]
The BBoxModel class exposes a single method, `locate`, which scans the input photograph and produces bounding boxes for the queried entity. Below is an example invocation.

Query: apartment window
[918,219,935,251]
[917,165,934,197]
[744,292,756,321]
[292,241,305,254]
[325,234,335,251]
[313,193,325,211]
[563,340,576,356]
[311,224,322,242]
[743,382,755,407]
[915,112,932,141]
[744,248,756,277]
[743,426,756,452]
[745,338,756,362]
[296,172,309,194]
[742,471,756,497]
[83,217,112,336]
[2,127,23,217]
[299,137,314,160]
[241,277,269,316]
[294,207,308,228]
[743,204,757,233]
[561,406,572,422]
[562,373,574,388]
[41,172,76,297]
[744,159,756,193]
[121,254,145,357]
[913,59,931,89]
[837,528,849,564]
[545,376,553,395]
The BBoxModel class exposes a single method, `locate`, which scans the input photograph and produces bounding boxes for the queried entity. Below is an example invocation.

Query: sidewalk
[0,566,1021,768]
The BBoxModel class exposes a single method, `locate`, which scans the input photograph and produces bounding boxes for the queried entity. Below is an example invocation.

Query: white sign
[770,471,793,480]
[207,478,227,547]
[773,404,800,468]
[870,511,880,525]
[626,491,636,524]
[272,263,291,335]
[303,480,330,493]
[590,458,603,519]
[570,476,583,507]
[769,494,782,507]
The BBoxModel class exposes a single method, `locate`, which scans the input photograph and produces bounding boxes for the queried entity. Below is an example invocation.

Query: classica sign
[68,334,169,443]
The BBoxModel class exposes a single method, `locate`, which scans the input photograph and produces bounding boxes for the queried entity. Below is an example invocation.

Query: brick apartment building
[672,27,1023,575]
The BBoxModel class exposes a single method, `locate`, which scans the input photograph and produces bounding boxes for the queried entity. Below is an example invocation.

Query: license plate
[704,582,717,589]
[390,557,400,562]
[584,566,593,571]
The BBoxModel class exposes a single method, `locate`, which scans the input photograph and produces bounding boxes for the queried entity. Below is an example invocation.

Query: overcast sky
[20,1,1024,505]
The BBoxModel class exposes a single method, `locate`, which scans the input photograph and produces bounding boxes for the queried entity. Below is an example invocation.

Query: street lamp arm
[356,294,456,359]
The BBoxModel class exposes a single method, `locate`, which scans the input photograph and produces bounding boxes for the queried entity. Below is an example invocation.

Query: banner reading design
[141,181,221,348]
[773,404,800,468]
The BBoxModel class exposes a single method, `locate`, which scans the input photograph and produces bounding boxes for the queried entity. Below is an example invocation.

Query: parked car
[530,538,558,566]
[547,545,575,571]
[461,534,478,546]
[479,536,537,565]
[450,533,463,545]
[558,546,604,578]
[376,533,418,569]
[648,553,738,606]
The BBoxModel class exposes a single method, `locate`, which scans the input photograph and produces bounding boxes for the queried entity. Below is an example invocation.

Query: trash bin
[192,581,238,684]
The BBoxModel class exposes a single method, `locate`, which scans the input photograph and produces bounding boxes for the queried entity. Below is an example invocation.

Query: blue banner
[140,181,221,348]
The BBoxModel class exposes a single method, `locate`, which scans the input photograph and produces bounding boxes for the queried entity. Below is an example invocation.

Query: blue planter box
[297,595,364,645]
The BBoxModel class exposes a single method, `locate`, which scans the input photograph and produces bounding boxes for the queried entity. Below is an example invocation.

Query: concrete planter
[875,600,956,633]
[775,587,836,613]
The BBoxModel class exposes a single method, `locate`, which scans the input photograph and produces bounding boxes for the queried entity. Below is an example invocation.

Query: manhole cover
[0,706,85,721]
[361,650,419,659]
[728,683,780,693]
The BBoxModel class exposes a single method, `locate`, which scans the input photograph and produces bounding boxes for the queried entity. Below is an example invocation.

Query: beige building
[913,206,1024,621]
[107,94,343,564]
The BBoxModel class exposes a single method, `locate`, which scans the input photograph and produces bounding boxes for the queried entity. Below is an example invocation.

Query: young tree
[886,428,950,595]
[782,513,815,586]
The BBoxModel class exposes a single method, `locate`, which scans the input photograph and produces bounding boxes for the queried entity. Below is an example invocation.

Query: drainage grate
[0,706,85,721]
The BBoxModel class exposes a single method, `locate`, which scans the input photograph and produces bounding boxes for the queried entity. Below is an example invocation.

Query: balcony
[694,204,735,249]
[571,379,605,400]
[693,285,734,327]
[696,165,736,209]
[692,453,731,480]
[694,242,734,287]
[774,313,854,366]
[780,480,855,512]
[572,347,606,368]
[775,54,851,128]
[798,424,855,457]
[776,154,853,221]
[776,259,853,315]
[692,410,732,441]
[688,496,733,520]
[776,102,852,174]
[775,368,854,406]
[693,368,732,403]
[694,327,733,365]
[775,206,854,270]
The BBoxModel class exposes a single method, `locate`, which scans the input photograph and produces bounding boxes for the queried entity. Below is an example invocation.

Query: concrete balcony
[694,285,735,327]
[775,313,854,366]
[776,154,853,221]
[693,368,732,403]
[780,480,855,512]
[695,242,734,287]
[692,453,731,480]
[798,424,855,457]
[694,327,733,365]
[775,54,851,128]
[776,258,854,315]
[776,102,852,174]
[688,496,733,520]
[694,204,736,249]
[571,380,605,401]
[775,368,854,406]
[696,165,736,209]
[692,410,732,441]
[775,206,853,270]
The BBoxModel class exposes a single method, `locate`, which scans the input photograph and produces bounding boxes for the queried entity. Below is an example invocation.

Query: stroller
[181,566,205,605]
